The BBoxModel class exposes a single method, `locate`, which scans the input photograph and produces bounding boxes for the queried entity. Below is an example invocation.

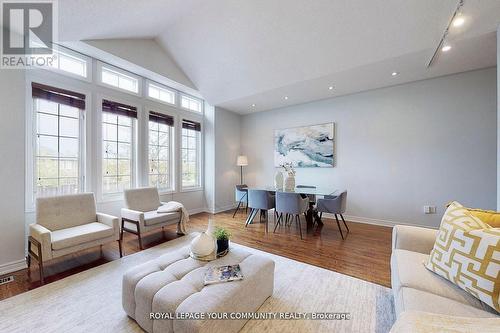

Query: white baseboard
[188,207,208,215]
[202,203,238,214]
[0,259,27,276]
[323,213,436,229]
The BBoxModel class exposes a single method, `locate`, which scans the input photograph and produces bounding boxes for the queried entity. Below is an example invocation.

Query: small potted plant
[213,227,231,255]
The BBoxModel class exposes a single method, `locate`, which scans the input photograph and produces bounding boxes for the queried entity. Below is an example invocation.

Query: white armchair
[121,187,181,250]
[28,193,121,284]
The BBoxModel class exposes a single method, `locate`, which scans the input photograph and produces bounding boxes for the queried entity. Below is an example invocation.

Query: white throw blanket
[157,201,188,235]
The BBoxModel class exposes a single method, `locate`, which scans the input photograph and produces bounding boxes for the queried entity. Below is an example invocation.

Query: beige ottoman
[122,246,275,333]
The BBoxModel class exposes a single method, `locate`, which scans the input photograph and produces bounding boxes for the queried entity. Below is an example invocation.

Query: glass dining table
[243,185,339,227]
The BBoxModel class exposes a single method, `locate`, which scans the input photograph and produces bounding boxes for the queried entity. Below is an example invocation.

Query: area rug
[0,234,395,333]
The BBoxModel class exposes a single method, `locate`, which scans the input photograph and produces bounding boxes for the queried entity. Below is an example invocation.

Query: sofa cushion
[36,193,97,231]
[395,287,498,318]
[124,187,161,212]
[51,222,114,250]
[425,201,500,312]
[390,311,500,333]
[143,211,180,226]
[465,207,500,228]
[392,249,487,311]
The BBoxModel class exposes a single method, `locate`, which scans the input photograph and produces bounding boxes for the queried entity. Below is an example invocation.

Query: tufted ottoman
[122,245,275,333]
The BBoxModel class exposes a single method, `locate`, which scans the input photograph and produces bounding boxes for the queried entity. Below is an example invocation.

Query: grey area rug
[0,234,395,333]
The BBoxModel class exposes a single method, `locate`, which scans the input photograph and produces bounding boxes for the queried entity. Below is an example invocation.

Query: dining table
[243,185,339,228]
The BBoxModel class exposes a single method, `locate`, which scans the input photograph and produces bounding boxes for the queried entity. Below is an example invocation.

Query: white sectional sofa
[390,225,499,331]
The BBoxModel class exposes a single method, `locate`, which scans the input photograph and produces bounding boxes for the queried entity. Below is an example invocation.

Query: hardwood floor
[0,210,392,301]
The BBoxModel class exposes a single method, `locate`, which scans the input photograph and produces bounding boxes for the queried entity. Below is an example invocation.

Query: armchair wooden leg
[122,218,144,250]
[28,236,44,284]
[137,225,143,250]
[118,240,123,258]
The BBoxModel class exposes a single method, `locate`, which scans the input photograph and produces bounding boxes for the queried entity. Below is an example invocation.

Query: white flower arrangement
[280,162,296,177]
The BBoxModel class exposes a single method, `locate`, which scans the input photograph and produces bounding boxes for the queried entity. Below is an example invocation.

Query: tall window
[149,112,173,190]
[102,100,136,195]
[181,119,201,188]
[32,83,85,198]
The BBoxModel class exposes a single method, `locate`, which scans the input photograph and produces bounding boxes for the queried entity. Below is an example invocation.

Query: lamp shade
[236,155,248,166]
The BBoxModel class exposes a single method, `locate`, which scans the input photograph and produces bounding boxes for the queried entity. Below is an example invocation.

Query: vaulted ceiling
[60,0,500,114]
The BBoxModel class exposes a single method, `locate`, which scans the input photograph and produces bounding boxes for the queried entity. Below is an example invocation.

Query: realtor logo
[1,0,57,68]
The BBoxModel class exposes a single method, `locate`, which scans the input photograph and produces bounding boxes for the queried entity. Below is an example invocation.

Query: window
[149,112,174,191]
[49,47,90,79]
[181,119,201,188]
[148,83,175,105]
[99,63,140,94]
[180,94,203,113]
[32,83,85,198]
[102,100,136,195]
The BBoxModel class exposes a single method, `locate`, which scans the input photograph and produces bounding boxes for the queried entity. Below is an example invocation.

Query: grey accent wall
[0,69,26,273]
[241,68,497,228]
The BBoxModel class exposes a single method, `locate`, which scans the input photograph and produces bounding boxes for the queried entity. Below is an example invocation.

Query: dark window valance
[182,119,201,132]
[32,82,86,109]
[102,99,137,118]
[150,111,174,127]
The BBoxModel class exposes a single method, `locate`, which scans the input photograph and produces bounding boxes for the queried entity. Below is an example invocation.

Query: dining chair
[274,191,309,239]
[232,185,248,218]
[316,190,349,239]
[246,189,276,233]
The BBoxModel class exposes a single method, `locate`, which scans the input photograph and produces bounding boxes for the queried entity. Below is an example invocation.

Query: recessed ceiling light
[251,103,256,107]
[328,86,334,90]
[441,45,452,52]
[284,96,288,100]
[391,72,399,77]
[452,16,465,27]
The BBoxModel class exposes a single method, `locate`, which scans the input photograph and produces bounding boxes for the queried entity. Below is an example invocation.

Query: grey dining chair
[232,185,248,218]
[246,189,276,233]
[316,191,349,239]
[274,191,309,239]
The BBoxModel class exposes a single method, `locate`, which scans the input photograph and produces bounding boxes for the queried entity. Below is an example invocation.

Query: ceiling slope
[59,0,500,113]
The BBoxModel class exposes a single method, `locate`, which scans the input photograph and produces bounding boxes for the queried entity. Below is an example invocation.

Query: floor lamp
[236,155,248,185]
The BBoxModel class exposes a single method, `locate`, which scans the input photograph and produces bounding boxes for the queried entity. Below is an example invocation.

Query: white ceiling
[60,0,500,114]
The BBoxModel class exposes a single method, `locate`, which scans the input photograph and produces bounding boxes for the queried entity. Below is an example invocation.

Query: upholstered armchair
[121,187,181,250]
[28,193,121,284]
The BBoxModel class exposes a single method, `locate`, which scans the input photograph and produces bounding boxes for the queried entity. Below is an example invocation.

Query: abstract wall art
[274,123,335,168]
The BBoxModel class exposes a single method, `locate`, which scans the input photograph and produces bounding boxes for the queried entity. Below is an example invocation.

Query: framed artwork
[274,123,334,168]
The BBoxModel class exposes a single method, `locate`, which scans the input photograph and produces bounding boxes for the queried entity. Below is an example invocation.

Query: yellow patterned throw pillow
[425,201,500,312]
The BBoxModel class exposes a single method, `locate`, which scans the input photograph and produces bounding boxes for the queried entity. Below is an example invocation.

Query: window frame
[25,78,88,211]
[97,95,139,201]
[146,80,176,106]
[147,110,175,193]
[97,61,142,96]
[180,93,204,114]
[180,118,203,191]
[43,45,92,82]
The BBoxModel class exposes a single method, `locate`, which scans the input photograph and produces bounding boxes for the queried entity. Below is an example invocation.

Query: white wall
[203,106,242,213]
[83,39,196,91]
[241,68,497,228]
[0,69,27,274]
[214,107,241,212]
